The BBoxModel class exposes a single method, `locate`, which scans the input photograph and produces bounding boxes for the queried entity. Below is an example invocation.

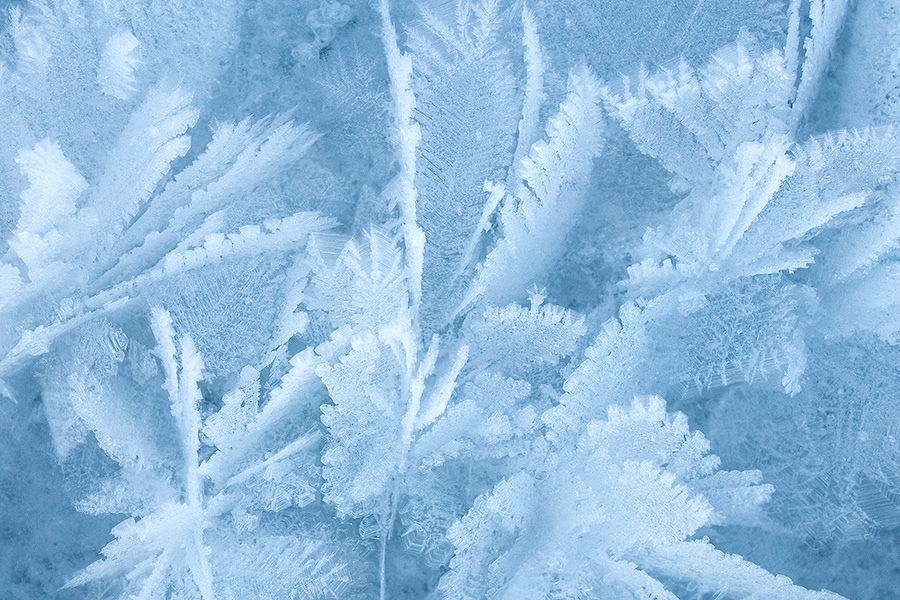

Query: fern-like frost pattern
[0,1,898,599]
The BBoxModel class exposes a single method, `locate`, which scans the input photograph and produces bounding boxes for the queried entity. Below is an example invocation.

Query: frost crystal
[1,1,897,598]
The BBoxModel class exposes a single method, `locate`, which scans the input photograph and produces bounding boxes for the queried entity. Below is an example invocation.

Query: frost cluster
[1,1,899,599]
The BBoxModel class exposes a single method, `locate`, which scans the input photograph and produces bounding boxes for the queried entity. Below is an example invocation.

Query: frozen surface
[0,1,899,598]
